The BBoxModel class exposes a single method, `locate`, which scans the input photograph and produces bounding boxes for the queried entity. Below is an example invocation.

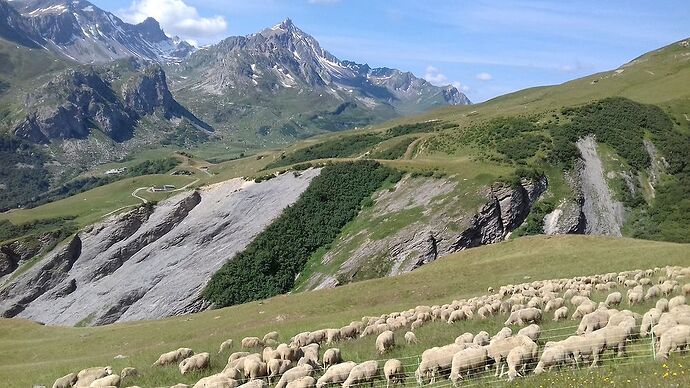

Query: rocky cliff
[0,169,321,325]
[302,175,546,290]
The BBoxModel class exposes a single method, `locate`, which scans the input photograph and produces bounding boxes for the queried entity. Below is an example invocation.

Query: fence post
[652,333,656,360]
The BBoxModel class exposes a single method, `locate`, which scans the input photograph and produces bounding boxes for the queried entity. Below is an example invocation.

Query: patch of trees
[0,135,50,211]
[204,161,401,307]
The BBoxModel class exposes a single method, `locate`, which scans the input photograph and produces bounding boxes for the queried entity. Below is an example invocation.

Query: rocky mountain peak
[135,17,168,43]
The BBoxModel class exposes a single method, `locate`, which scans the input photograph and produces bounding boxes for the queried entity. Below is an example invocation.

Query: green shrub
[204,161,399,307]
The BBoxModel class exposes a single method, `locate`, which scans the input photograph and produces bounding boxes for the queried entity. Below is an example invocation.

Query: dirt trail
[576,136,623,236]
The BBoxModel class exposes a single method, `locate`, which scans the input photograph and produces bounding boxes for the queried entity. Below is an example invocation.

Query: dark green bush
[204,161,399,307]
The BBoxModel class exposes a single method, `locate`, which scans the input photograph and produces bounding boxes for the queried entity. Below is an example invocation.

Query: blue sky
[93,0,689,102]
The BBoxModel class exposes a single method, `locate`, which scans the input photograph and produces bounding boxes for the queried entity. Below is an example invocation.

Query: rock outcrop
[0,169,320,325]
[13,64,209,143]
[543,167,586,235]
[303,175,546,290]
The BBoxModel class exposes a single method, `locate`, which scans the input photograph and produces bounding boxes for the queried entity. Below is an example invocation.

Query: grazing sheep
[376,331,395,354]
[669,295,687,310]
[229,352,251,363]
[577,310,610,335]
[263,332,279,343]
[447,310,466,324]
[404,331,418,344]
[89,374,120,387]
[553,306,568,322]
[473,331,490,346]
[315,361,356,388]
[325,329,341,344]
[449,347,488,385]
[657,325,690,362]
[487,336,536,377]
[52,373,77,388]
[657,298,670,312]
[490,327,512,344]
[410,320,424,331]
[267,359,292,384]
[544,298,565,313]
[285,376,316,388]
[641,308,663,337]
[627,290,644,306]
[219,339,234,354]
[180,353,210,375]
[244,358,268,380]
[322,348,342,369]
[242,337,264,349]
[571,302,596,320]
[263,347,280,363]
[193,374,239,388]
[154,348,194,366]
[534,345,566,374]
[645,286,661,300]
[383,359,405,388]
[454,332,474,345]
[342,361,378,388]
[120,367,138,380]
[517,324,541,342]
[414,344,464,384]
[506,345,532,381]
[504,308,542,326]
[340,326,358,340]
[604,292,622,308]
[237,380,266,388]
[275,365,314,388]
[75,367,112,387]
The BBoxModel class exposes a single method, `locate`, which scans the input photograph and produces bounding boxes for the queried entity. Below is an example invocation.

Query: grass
[1,235,690,387]
[0,175,197,227]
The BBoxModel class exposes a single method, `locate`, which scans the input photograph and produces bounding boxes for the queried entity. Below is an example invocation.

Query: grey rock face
[0,169,320,325]
[576,136,624,236]
[543,167,586,235]
[448,178,548,251]
[304,176,546,290]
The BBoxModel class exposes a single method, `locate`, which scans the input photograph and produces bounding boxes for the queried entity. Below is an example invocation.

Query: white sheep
[449,346,487,385]
[571,302,596,320]
[533,345,566,374]
[244,358,268,380]
[506,345,532,381]
[627,290,643,306]
[89,374,120,387]
[454,332,473,345]
[180,353,210,375]
[219,339,234,354]
[267,359,292,384]
[490,327,512,344]
[657,325,690,362]
[376,331,395,354]
[383,359,405,388]
[263,332,279,343]
[504,308,542,326]
[275,364,314,388]
[322,348,342,369]
[640,308,663,337]
[447,310,466,324]
[237,380,266,388]
[342,361,378,388]
[544,298,564,313]
[517,324,541,342]
[473,331,490,346]
[75,366,112,387]
[193,374,239,388]
[553,306,568,322]
[414,344,464,384]
[604,292,622,308]
[669,295,687,310]
[52,373,77,388]
[315,362,356,388]
[153,348,194,366]
[657,298,670,312]
[242,337,264,349]
[285,376,316,388]
[404,331,418,344]
[486,335,535,377]
[576,310,609,335]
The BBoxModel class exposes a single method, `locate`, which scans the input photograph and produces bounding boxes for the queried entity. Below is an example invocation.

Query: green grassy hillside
[1,235,689,387]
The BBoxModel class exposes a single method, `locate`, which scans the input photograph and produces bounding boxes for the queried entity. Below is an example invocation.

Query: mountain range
[0,0,469,152]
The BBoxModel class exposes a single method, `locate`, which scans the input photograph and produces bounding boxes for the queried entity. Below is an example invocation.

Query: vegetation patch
[0,216,77,243]
[369,136,418,160]
[204,161,402,307]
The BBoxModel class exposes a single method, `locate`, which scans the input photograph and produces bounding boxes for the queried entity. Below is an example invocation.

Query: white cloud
[452,81,470,93]
[122,0,227,41]
[475,72,493,81]
[424,66,448,85]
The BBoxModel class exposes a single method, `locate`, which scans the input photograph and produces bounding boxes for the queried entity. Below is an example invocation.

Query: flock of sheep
[50,265,690,388]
